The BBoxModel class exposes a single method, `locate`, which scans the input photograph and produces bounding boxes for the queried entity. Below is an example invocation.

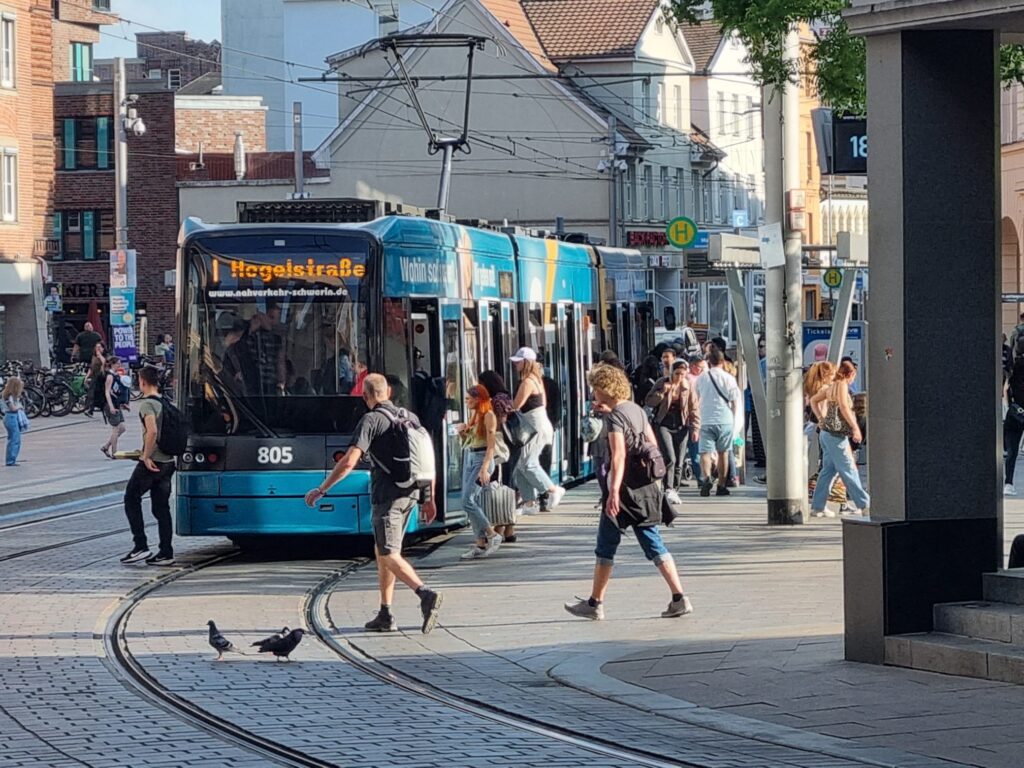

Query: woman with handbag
[808,361,870,516]
[1004,354,1024,495]
[510,348,565,512]
[564,364,692,621]
[456,385,504,560]
[2,375,26,466]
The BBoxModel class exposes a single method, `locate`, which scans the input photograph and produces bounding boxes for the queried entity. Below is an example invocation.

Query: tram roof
[362,216,516,261]
[593,245,646,270]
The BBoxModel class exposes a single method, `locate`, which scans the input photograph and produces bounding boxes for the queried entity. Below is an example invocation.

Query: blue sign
[685,231,710,250]
[731,210,750,228]
[802,322,864,369]
[111,324,138,362]
[109,287,136,326]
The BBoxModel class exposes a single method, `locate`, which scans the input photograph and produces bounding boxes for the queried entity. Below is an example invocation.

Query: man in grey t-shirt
[694,346,743,497]
[119,366,176,566]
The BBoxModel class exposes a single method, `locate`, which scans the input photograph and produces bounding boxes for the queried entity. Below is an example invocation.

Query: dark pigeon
[251,626,290,651]
[254,628,306,661]
[207,620,244,661]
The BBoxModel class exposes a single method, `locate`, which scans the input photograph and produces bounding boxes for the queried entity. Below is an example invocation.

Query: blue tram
[174,215,651,539]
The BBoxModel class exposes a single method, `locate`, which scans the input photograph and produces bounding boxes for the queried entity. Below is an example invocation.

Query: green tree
[670,1,1024,117]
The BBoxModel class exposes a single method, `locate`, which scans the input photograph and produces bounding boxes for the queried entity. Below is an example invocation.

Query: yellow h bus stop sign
[666,216,698,249]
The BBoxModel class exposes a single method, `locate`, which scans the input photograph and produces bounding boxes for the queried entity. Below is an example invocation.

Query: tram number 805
[257,446,294,465]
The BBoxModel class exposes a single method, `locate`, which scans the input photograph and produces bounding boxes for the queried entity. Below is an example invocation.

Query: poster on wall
[802,321,866,375]
[111,324,138,363]
[43,283,63,313]
[109,287,136,327]
[109,249,137,289]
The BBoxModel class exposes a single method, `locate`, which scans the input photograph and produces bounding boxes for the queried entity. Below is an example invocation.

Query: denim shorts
[594,507,671,566]
[699,422,732,453]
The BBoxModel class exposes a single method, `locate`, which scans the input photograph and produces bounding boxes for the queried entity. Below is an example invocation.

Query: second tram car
[174,215,650,539]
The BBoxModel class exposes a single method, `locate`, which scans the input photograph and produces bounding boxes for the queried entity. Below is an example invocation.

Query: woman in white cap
[510,347,566,512]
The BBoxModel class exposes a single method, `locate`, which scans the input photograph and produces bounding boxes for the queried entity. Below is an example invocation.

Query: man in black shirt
[72,322,102,364]
[305,373,443,634]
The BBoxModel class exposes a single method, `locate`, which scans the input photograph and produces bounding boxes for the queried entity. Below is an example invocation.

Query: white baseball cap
[509,347,537,363]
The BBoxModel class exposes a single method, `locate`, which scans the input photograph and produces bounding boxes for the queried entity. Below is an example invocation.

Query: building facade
[220,0,433,150]
[134,31,220,91]
[0,0,53,364]
[175,94,267,153]
[47,81,178,356]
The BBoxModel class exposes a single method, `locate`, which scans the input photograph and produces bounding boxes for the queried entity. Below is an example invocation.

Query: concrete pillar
[843,30,1003,663]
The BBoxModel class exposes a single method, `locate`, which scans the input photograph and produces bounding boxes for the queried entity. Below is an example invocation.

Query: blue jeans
[461,449,493,538]
[812,431,870,511]
[4,412,21,465]
[594,508,671,566]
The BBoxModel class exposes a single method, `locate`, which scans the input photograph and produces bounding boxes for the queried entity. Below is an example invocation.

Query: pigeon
[207,620,245,661]
[254,628,306,662]
[251,626,290,652]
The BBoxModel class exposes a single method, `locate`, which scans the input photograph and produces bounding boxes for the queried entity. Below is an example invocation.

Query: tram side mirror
[663,306,677,331]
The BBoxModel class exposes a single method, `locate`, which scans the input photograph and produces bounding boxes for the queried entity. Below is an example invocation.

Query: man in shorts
[305,373,443,633]
[695,346,743,497]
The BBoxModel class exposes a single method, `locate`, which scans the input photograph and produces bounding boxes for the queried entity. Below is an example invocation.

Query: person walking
[564,364,693,621]
[119,366,177,566]
[1005,353,1024,496]
[305,373,443,634]
[2,376,25,466]
[72,322,102,364]
[478,370,518,541]
[695,347,743,497]
[456,384,504,559]
[809,361,870,517]
[646,360,700,503]
[510,348,565,513]
[99,356,128,458]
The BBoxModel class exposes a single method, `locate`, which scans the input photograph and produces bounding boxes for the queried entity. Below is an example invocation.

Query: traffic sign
[666,216,698,248]
[823,268,843,288]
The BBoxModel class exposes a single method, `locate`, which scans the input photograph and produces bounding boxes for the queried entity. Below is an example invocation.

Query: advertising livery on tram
[174,215,654,541]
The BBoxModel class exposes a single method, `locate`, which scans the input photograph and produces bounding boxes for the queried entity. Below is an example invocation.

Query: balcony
[33,238,61,258]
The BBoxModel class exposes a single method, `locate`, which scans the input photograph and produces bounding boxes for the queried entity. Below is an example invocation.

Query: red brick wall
[51,87,178,350]
[0,0,53,261]
[175,107,266,153]
[51,18,99,83]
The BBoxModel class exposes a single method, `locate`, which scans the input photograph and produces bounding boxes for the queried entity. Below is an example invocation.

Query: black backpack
[144,395,188,456]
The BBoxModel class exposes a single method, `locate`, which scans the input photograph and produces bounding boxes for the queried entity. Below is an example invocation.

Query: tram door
[478,301,500,374]
[560,304,584,480]
[620,304,634,366]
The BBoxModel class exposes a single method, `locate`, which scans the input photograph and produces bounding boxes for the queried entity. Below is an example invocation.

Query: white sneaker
[518,502,539,516]
[665,489,682,505]
[841,507,863,516]
[810,510,825,518]
[547,486,566,509]
[1005,484,1018,496]
[460,545,486,560]
[823,508,837,518]
[484,533,503,555]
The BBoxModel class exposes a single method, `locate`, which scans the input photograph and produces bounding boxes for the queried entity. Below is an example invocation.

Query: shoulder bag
[609,410,666,488]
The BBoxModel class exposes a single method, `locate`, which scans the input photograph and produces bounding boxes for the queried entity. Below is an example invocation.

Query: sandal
[100,446,111,458]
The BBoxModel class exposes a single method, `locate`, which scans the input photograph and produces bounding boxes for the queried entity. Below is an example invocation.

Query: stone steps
[884,569,1024,684]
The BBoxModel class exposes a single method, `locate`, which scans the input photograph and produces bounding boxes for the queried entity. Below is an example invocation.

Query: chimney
[233,132,246,180]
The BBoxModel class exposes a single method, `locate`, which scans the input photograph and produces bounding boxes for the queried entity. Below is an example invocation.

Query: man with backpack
[304,373,443,634]
[120,366,183,566]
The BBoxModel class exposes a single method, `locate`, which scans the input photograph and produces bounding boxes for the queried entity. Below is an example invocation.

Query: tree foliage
[670,0,1024,117]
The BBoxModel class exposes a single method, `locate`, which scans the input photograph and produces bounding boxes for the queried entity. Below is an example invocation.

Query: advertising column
[109,248,138,362]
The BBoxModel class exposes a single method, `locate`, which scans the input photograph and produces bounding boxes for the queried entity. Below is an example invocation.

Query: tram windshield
[182,232,370,437]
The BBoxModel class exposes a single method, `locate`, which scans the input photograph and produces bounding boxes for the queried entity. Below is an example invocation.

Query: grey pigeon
[207,620,244,661]
[251,626,290,651]
[254,628,306,661]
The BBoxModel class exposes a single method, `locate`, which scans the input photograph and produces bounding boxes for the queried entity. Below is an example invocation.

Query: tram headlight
[183,452,194,463]
[195,453,206,464]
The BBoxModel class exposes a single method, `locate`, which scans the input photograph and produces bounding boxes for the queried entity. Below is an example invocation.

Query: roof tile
[477,0,556,71]
[520,0,660,60]
[679,21,724,71]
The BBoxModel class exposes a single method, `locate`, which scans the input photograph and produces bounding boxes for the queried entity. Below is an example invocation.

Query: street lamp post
[113,57,146,252]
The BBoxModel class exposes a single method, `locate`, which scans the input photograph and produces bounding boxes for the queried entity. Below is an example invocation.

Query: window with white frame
[1,148,17,222]
[731,93,741,137]
[716,91,726,134]
[660,167,669,220]
[69,42,92,82]
[746,95,755,139]
[167,68,182,89]
[711,175,722,222]
[642,80,652,124]
[673,85,682,130]
[657,81,666,124]
[625,164,637,220]
[1,14,15,89]
[370,0,399,36]
[643,165,653,220]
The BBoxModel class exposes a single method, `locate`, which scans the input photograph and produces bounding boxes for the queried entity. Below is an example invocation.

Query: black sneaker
[419,589,444,635]
[146,552,174,566]
[699,479,713,497]
[364,610,397,632]
[120,548,151,564]
[715,486,731,497]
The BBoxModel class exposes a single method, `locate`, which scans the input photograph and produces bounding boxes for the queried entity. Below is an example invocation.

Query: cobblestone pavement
[326,485,1024,768]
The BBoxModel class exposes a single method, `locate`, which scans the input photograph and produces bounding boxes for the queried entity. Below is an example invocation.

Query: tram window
[382,298,411,409]
[527,305,544,352]
[463,306,479,388]
[182,234,370,436]
[443,318,463,422]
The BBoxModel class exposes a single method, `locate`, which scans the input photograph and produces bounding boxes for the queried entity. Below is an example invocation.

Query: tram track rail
[0,501,130,564]
[304,564,694,768]
[101,551,342,768]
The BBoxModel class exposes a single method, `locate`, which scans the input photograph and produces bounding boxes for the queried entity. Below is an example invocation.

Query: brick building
[48,81,178,356]
[135,31,220,91]
[0,0,53,364]
[175,93,267,153]
[52,0,115,83]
